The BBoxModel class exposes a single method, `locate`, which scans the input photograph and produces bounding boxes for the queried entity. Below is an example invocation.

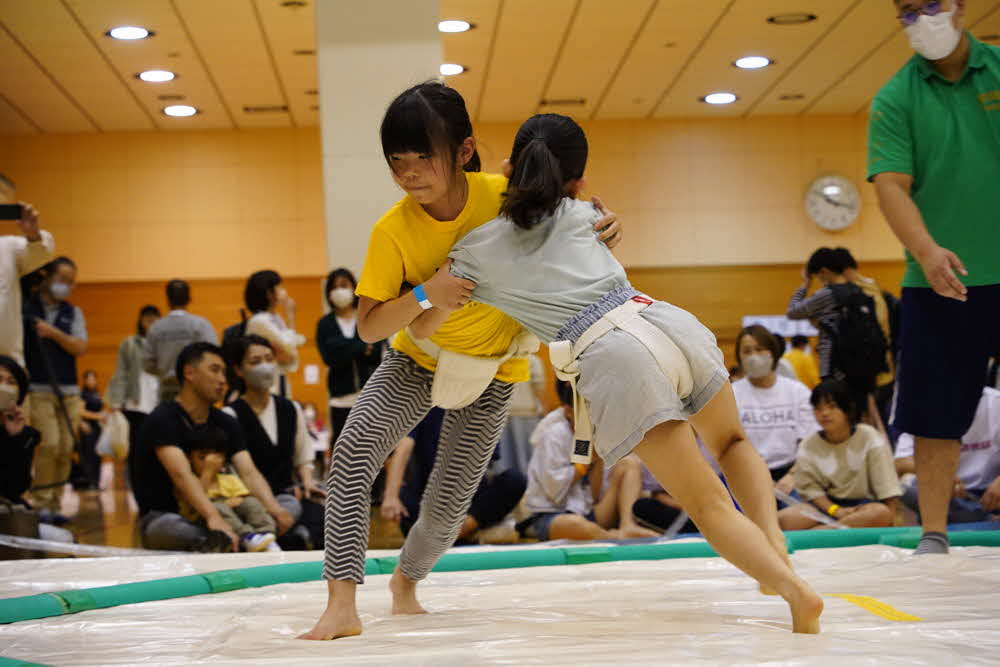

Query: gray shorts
[571,295,727,467]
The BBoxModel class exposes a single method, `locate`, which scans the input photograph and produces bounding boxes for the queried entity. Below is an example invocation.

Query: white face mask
[245,362,277,391]
[0,384,18,412]
[905,10,961,61]
[742,352,774,380]
[50,281,72,300]
[330,288,354,309]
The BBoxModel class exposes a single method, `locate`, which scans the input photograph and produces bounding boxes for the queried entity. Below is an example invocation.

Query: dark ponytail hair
[380,81,480,174]
[500,114,588,230]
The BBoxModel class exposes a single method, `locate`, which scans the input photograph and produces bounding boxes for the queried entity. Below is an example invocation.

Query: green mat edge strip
[2,527,997,629]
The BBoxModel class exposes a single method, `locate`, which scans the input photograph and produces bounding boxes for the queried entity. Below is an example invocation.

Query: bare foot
[389,566,428,615]
[619,523,661,539]
[783,580,823,634]
[298,606,362,640]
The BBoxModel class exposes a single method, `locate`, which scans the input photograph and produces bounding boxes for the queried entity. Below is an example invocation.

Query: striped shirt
[786,286,838,378]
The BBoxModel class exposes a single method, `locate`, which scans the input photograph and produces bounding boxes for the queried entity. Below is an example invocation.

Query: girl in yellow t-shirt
[302,81,620,641]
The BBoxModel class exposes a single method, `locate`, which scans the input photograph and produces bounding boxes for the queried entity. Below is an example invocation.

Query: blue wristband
[413,283,433,310]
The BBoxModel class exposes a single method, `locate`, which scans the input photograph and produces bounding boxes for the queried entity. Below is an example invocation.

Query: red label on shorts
[632,295,653,305]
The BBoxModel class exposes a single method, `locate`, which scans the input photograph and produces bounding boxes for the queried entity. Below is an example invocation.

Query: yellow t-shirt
[783,349,821,389]
[355,171,528,384]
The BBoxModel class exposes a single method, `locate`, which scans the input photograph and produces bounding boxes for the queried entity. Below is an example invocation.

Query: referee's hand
[917,244,968,302]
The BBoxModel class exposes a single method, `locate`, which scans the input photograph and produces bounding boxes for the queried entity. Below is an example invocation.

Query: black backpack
[823,283,889,386]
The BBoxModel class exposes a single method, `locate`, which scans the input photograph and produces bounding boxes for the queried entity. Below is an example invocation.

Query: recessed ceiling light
[137,70,175,83]
[734,56,772,70]
[163,105,198,117]
[767,13,817,25]
[440,63,465,76]
[438,20,472,33]
[107,26,151,40]
[701,92,737,105]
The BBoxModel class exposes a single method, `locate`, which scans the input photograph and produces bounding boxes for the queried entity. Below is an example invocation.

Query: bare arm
[895,455,915,477]
[37,324,87,357]
[384,436,415,500]
[874,172,968,301]
[231,450,285,518]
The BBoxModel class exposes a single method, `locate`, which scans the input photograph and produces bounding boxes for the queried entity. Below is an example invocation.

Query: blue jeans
[901,481,992,524]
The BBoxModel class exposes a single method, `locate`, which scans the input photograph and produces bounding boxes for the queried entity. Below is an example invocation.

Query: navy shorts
[521,511,596,542]
[892,285,1000,440]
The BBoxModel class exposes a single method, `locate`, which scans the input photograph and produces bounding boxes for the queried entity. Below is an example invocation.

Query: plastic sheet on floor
[1,543,999,666]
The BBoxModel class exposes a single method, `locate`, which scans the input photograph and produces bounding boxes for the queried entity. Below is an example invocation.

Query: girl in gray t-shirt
[448,113,823,634]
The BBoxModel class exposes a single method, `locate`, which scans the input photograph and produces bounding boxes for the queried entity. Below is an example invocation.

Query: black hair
[0,355,29,405]
[501,114,588,230]
[0,173,14,190]
[832,246,858,271]
[44,256,76,276]
[735,324,782,371]
[790,335,809,349]
[810,378,858,425]
[380,81,481,176]
[22,256,76,298]
[222,334,272,397]
[186,424,228,456]
[324,268,359,310]
[555,379,574,408]
[82,369,97,380]
[175,342,225,388]
[805,247,840,276]
[244,270,282,313]
[166,279,191,309]
[137,304,161,337]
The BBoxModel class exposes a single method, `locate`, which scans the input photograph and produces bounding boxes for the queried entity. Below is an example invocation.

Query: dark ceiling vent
[767,13,817,25]
[539,98,585,106]
[158,94,185,101]
[293,49,315,56]
[243,105,289,113]
[778,94,805,101]
[305,89,318,95]
[281,0,308,7]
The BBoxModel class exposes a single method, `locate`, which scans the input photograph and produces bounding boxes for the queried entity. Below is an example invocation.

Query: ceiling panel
[253,0,317,127]
[596,0,730,119]
[174,0,289,128]
[653,0,857,119]
[540,0,654,120]
[0,93,36,134]
[441,0,502,121]
[476,0,578,122]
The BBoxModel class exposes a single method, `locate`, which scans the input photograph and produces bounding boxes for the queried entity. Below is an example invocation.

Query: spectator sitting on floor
[518,380,660,541]
[381,406,526,544]
[131,342,296,552]
[896,386,1000,524]
[632,464,697,534]
[778,379,901,530]
[179,425,280,552]
[0,355,73,544]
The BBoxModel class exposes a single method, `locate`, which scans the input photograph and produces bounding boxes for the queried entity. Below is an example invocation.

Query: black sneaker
[196,529,235,553]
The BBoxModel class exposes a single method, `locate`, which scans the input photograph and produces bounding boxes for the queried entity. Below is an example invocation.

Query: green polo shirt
[867,35,1000,289]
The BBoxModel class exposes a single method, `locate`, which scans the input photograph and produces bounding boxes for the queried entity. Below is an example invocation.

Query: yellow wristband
[826,504,841,517]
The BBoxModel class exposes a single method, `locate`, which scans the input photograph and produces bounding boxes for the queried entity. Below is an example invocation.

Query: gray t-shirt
[144,310,218,380]
[449,198,628,343]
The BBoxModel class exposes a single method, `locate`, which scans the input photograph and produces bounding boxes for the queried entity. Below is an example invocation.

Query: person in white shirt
[732,325,819,495]
[243,270,305,399]
[0,182,54,366]
[896,387,1000,524]
[496,353,546,475]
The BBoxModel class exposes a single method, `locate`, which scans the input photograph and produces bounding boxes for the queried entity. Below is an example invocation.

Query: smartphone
[0,204,23,220]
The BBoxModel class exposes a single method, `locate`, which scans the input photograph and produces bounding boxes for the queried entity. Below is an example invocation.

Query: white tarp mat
[1,544,999,665]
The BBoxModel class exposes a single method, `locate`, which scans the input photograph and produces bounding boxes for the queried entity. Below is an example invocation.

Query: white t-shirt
[896,387,1000,491]
[522,409,593,516]
[732,375,819,470]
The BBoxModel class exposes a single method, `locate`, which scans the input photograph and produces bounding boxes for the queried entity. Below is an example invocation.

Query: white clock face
[805,175,860,231]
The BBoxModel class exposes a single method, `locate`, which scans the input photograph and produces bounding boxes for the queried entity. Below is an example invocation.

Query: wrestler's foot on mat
[390,567,428,615]
[298,606,362,640]
[782,580,823,634]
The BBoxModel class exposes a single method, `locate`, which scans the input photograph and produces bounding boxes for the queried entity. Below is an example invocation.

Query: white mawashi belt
[548,295,694,464]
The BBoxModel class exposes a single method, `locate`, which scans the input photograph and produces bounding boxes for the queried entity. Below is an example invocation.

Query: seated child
[895,386,1000,524]
[180,428,280,552]
[518,380,658,541]
[778,379,901,530]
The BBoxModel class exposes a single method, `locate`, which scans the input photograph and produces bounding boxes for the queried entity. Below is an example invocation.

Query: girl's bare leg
[634,420,822,634]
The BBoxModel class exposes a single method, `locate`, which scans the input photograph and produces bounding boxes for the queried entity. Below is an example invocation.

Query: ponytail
[500,114,588,230]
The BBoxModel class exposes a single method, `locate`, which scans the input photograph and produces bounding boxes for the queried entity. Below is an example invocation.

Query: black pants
[400,469,527,538]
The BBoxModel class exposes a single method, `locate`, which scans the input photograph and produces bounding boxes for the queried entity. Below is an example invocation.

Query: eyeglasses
[898,1,943,26]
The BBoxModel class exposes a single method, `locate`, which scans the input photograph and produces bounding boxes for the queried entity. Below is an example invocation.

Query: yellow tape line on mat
[827,594,923,622]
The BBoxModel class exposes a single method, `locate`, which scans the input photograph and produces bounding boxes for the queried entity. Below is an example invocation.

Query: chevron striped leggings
[323,349,514,583]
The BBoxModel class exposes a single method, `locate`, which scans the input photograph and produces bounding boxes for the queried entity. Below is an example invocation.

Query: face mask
[50,281,72,300]
[905,10,961,61]
[0,384,18,412]
[742,352,774,380]
[330,288,354,309]
[245,362,277,391]
[304,408,316,422]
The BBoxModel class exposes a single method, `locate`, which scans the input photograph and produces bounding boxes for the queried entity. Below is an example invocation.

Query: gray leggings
[323,350,513,583]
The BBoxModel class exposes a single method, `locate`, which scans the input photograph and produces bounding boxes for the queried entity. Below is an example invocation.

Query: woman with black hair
[315,268,385,457]
[778,379,901,530]
[244,270,306,398]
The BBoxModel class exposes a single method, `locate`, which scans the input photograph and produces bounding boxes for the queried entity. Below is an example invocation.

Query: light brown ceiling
[1,0,998,134]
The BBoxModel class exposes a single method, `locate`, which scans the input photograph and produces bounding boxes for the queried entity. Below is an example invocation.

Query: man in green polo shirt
[868,0,1000,555]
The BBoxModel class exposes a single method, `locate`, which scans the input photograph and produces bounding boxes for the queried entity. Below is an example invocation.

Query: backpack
[823,283,889,386]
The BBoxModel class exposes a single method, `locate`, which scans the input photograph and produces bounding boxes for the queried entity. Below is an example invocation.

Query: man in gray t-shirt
[144,279,218,403]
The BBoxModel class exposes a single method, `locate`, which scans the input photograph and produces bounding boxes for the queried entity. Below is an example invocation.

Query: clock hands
[822,195,851,209]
